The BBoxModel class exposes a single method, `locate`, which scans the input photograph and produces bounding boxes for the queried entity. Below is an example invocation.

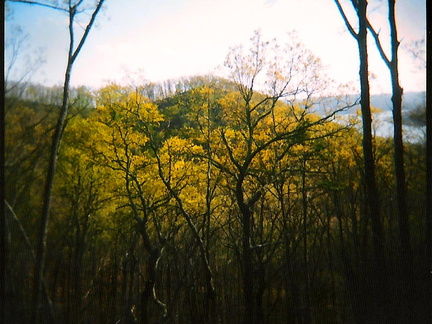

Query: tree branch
[70,0,105,64]
[7,0,69,12]
[366,21,391,67]
[333,0,358,39]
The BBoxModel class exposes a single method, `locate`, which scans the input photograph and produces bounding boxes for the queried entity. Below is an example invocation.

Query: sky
[5,0,426,95]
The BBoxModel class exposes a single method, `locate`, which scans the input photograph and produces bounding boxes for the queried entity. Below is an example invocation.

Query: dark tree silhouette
[7,1,106,322]
[366,5,414,318]
[333,0,389,322]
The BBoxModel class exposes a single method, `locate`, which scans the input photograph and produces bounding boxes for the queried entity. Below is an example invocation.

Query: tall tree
[3,17,47,322]
[426,0,432,317]
[93,85,171,323]
[221,31,346,324]
[1,4,5,323]
[333,1,389,322]
[366,2,414,309]
[148,133,217,323]
[7,1,106,322]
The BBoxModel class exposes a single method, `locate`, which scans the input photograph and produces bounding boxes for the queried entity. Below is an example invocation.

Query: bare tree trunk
[301,159,311,324]
[368,0,413,279]
[238,189,255,324]
[333,0,389,322]
[31,58,71,324]
[1,41,6,322]
[27,2,105,323]
[357,3,389,321]
[232,170,265,324]
[426,0,432,319]
[388,33,414,324]
[365,1,414,319]
[139,227,167,324]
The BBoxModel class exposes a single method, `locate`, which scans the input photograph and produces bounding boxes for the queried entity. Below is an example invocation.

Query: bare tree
[4,26,45,97]
[6,1,106,323]
[366,2,414,304]
[404,38,426,70]
[1,5,5,323]
[333,0,389,322]
[426,0,432,314]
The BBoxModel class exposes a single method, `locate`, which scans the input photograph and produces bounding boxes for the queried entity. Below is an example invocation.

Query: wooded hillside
[4,75,429,323]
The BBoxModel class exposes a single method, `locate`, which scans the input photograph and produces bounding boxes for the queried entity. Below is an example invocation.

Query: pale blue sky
[5,0,426,94]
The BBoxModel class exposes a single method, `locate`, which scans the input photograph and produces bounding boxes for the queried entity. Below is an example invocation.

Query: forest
[3,1,431,324]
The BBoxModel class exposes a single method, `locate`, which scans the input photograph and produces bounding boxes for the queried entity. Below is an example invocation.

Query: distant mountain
[311,91,426,141]
[369,91,425,112]
[316,91,426,114]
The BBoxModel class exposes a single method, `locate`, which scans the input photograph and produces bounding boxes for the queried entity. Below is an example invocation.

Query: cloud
[7,0,425,93]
